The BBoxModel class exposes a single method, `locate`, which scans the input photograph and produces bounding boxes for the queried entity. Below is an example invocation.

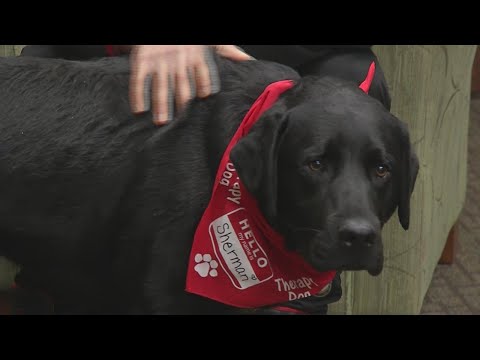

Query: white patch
[208,208,273,290]
[194,253,219,278]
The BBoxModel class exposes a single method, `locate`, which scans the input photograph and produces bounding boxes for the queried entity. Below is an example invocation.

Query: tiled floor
[420,97,480,315]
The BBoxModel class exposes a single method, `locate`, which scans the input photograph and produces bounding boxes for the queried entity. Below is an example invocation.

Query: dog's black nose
[339,219,376,248]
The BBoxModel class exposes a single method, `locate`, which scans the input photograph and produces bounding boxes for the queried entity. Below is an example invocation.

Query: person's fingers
[151,63,170,125]
[130,45,242,123]
[203,47,221,94]
[175,68,192,113]
[215,45,253,61]
[174,52,192,113]
[129,55,150,113]
[194,59,212,99]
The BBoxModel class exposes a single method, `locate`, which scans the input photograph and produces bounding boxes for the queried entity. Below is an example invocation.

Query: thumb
[214,45,254,61]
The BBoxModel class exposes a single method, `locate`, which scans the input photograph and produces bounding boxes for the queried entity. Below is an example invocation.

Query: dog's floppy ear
[397,122,420,230]
[230,104,289,225]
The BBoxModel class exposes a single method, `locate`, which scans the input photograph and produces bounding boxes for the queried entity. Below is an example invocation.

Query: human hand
[129,45,252,125]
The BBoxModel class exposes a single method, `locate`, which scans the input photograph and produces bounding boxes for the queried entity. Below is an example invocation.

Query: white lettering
[239,218,249,230]
[274,277,318,292]
[227,197,240,205]
[228,188,241,198]
[220,163,237,187]
[257,257,268,268]
[226,162,236,172]
[289,291,311,300]
[274,278,283,292]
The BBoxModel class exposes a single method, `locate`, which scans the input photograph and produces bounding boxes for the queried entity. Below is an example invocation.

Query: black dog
[0,54,418,314]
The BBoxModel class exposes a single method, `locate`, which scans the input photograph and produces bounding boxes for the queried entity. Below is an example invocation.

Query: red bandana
[185,80,336,308]
[185,62,376,309]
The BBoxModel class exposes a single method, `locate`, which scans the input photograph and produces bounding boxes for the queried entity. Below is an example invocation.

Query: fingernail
[130,101,144,113]
[154,114,169,125]
[198,87,211,98]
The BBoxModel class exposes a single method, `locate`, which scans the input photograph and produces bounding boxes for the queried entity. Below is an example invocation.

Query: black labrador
[0,54,419,314]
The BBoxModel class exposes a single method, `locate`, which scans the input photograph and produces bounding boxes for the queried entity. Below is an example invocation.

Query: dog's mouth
[330,258,383,276]
[367,251,384,276]
[284,225,384,276]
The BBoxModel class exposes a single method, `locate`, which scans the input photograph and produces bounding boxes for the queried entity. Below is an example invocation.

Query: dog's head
[230,69,419,277]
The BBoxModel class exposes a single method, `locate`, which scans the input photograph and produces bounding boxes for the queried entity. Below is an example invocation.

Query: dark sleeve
[20,45,110,60]
[238,45,372,70]
[301,45,372,52]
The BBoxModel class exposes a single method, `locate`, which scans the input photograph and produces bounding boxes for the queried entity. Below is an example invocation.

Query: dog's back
[0,55,300,313]
[0,57,150,261]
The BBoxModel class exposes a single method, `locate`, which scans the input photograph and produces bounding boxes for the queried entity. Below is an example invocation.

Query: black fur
[0,55,418,314]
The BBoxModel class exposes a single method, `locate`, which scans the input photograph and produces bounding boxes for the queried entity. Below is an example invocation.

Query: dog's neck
[201,97,258,180]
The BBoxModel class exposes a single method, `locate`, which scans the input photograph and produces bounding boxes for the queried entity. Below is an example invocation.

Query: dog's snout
[339,219,376,248]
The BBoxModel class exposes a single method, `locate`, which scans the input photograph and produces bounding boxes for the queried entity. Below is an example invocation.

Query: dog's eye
[308,160,324,171]
[375,164,390,178]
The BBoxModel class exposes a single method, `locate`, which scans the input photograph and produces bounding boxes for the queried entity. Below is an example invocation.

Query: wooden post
[472,46,480,95]
[439,222,458,265]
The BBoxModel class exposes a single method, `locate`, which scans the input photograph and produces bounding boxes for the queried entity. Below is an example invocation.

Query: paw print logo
[194,253,219,278]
